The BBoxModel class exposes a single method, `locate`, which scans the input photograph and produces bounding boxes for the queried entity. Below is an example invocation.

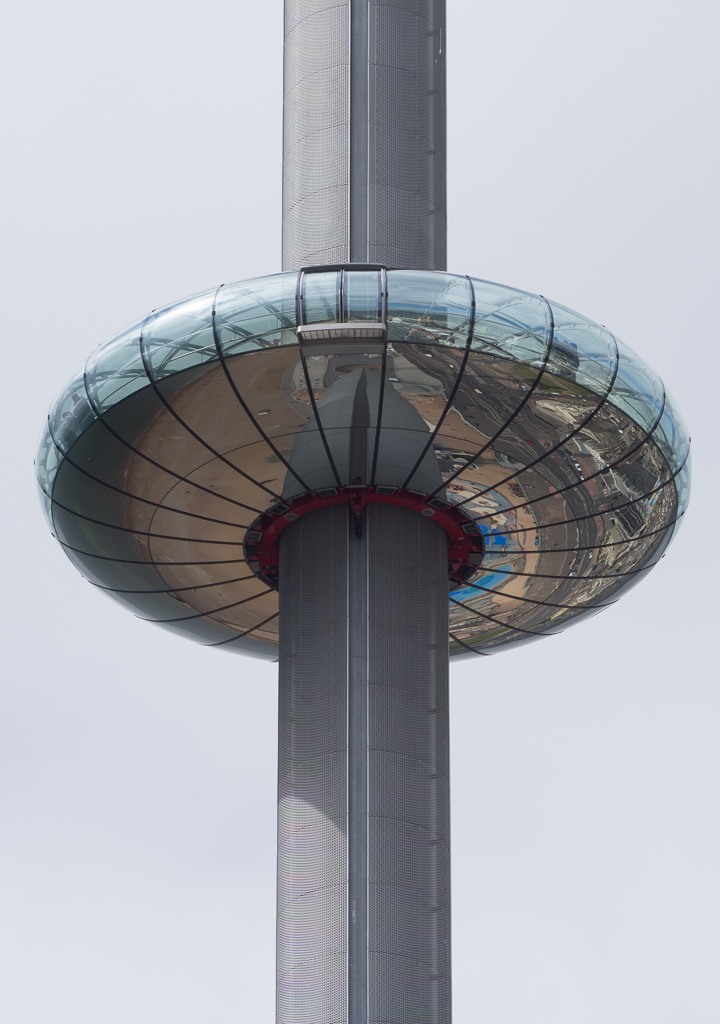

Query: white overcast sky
[1,0,718,1021]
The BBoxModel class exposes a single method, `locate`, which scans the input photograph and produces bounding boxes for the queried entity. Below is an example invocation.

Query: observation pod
[37,267,690,660]
[37,266,690,1024]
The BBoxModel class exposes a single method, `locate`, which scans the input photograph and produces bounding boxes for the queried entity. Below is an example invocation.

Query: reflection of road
[276,341,670,641]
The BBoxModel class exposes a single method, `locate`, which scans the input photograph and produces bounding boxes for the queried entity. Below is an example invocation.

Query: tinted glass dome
[36,269,690,659]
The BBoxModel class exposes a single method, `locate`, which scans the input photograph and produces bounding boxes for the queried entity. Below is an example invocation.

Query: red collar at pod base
[244,484,485,590]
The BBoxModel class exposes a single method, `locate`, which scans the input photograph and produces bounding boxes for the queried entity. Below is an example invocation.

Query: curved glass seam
[140,589,272,624]
[449,596,553,637]
[475,561,662,581]
[211,284,312,495]
[204,612,279,647]
[457,387,622,505]
[401,275,476,490]
[44,431,254,530]
[138,314,284,503]
[91,574,256,595]
[460,580,618,611]
[456,331,621,507]
[449,633,490,656]
[298,346,344,488]
[47,500,248,544]
[428,296,555,498]
[57,541,248,566]
[500,515,683,553]
[82,371,259,515]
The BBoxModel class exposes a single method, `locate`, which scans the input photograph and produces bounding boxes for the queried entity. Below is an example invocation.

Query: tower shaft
[282,0,447,270]
[277,503,451,1024]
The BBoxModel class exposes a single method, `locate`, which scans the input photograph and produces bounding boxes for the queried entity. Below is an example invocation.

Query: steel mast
[277,4,451,1023]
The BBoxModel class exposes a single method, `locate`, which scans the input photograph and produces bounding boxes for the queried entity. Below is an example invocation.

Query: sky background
[1,0,718,1020]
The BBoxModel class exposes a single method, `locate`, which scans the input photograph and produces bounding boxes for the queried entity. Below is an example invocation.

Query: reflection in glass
[37,269,691,660]
[471,287,551,367]
[610,338,664,433]
[84,318,148,414]
[216,273,298,353]
[387,271,472,346]
[302,271,340,324]
[142,292,217,381]
[344,270,382,321]
[48,365,96,453]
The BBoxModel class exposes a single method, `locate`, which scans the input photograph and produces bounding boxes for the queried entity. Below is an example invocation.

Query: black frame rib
[138,587,272,624]
[57,541,250,567]
[46,495,248,545]
[449,595,553,637]
[470,560,662,582]
[449,631,489,656]
[401,276,476,490]
[138,312,285,502]
[428,295,558,497]
[458,579,619,612]
[211,284,312,495]
[90,573,257,595]
[45,427,253,535]
[295,270,343,488]
[444,329,621,508]
[82,374,265,516]
[465,382,664,523]
[488,454,685,539]
[205,612,279,647]
[481,514,682,557]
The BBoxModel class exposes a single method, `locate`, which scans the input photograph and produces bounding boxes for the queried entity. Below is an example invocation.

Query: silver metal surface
[282,1,447,270]
[277,505,348,1024]
[348,517,368,1024]
[349,0,369,264]
[277,503,450,1023]
[283,0,350,269]
[367,504,451,1022]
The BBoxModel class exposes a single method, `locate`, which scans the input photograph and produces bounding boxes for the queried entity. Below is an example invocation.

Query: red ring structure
[244,485,485,590]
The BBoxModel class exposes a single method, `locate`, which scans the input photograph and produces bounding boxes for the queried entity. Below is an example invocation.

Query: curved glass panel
[216,273,298,354]
[84,318,148,414]
[651,388,690,476]
[610,338,664,432]
[35,421,61,518]
[142,291,217,380]
[38,268,691,660]
[48,364,96,453]
[673,459,691,518]
[470,280,551,367]
[302,271,340,324]
[546,302,618,393]
[387,271,472,346]
[214,632,279,661]
[344,269,382,321]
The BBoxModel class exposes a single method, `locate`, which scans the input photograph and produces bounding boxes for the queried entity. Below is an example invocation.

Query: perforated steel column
[282,0,446,271]
[367,505,451,1023]
[278,503,451,1024]
[277,505,348,1024]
